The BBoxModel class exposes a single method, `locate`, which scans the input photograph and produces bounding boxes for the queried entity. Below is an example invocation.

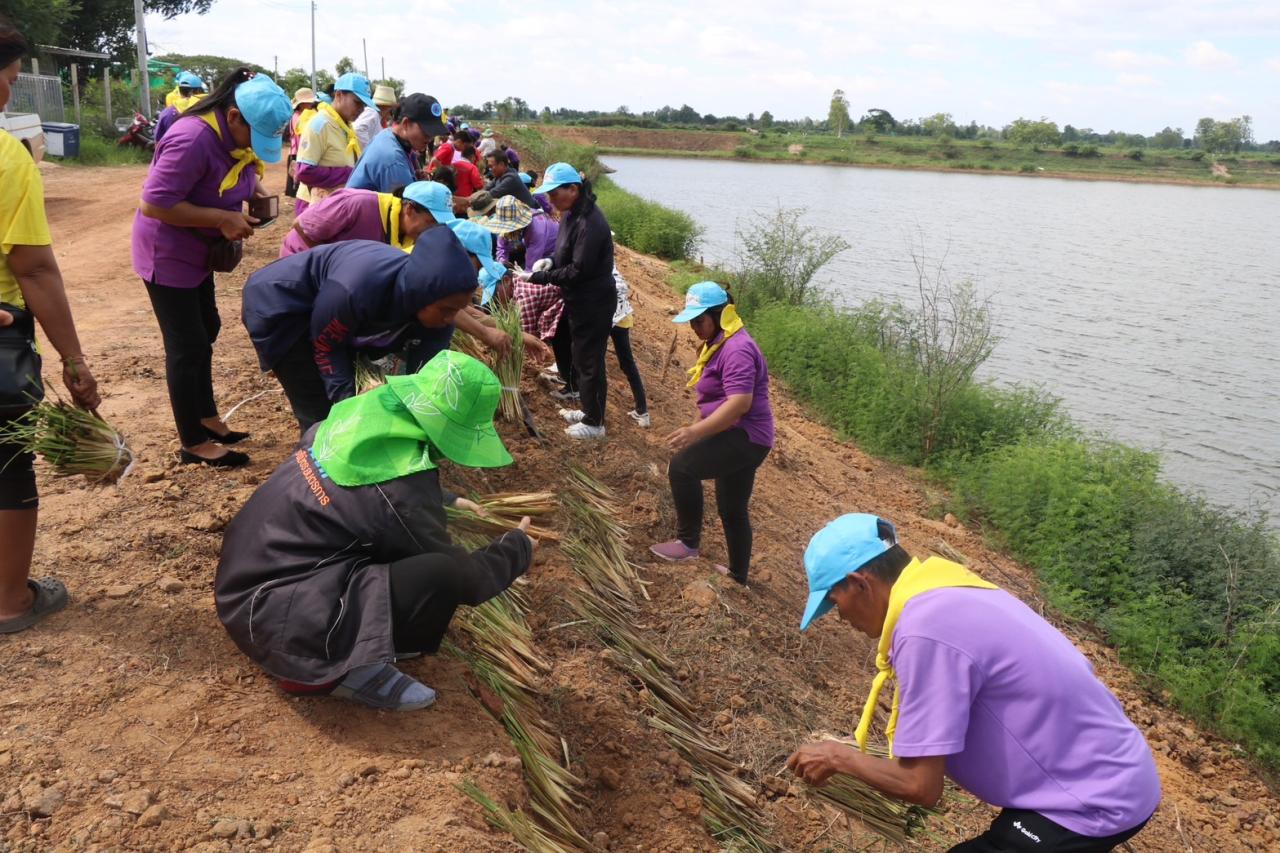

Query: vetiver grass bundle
[0,400,133,485]
[491,299,526,422]
[354,354,385,393]
[561,466,647,607]
[450,329,488,361]
[796,734,939,844]
[446,492,561,542]
[457,780,577,853]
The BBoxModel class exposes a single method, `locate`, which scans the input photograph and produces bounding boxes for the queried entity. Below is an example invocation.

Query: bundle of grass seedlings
[795,734,939,844]
[491,299,526,421]
[450,329,488,362]
[457,780,578,853]
[560,466,647,607]
[354,354,385,393]
[0,400,133,485]
[446,492,561,542]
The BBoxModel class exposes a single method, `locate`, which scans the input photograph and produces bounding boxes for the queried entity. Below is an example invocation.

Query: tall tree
[759,110,774,129]
[0,0,77,49]
[49,0,213,58]
[154,53,267,87]
[827,88,850,137]
[334,56,358,77]
[863,108,896,133]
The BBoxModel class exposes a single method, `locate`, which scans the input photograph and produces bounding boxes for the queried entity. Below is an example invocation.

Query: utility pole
[381,57,385,82]
[362,39,368,79]
[310,1,317,91]
[274,55,278,78]
[133,0,151,117]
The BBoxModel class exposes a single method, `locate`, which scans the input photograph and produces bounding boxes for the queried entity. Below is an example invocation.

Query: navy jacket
[242,227,474,401]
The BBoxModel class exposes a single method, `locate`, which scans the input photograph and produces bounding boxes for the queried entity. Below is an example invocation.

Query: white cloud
[1185,40,1239,70]
[1095,49,1170,70]
[1266,58,1280,73]
[1116,73,1158,87]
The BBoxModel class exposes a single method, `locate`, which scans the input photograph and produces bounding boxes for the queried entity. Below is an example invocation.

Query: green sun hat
[311,351,512,487]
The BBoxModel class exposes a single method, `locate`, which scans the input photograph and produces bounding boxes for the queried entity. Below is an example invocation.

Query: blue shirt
[346,128,416,193]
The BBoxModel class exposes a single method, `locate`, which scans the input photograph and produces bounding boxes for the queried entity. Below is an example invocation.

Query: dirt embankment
[2,162,1277,852]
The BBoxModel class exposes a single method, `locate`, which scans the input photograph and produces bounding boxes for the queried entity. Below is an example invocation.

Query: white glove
[532,258,553,273]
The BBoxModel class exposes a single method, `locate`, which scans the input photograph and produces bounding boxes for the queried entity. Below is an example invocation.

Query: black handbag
[0,303,44,413]
[191,229,244,274]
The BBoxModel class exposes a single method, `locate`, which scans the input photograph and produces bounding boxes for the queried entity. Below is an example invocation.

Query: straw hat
[291,87,317,109]
[372,84,398,107]
[475,194,534,235]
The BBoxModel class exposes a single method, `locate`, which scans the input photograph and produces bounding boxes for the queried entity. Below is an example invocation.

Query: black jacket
[214,428,532,684]
[528,188,616,309]
[485,170,537,208]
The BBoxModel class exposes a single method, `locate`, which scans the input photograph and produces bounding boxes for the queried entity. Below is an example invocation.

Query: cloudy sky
[146,0,1280,139]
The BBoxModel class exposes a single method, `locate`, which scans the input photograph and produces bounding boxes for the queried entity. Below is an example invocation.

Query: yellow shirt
[0,131,52,309]
[165,87,184,109]
[296,111,357,204]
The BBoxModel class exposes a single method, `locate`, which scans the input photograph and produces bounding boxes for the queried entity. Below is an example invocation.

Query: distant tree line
[452,92,1278,153]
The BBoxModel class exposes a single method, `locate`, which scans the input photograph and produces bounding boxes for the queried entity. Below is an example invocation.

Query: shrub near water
[594,177,701,260]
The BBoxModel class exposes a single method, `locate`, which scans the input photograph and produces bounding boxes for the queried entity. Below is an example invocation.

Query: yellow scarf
[175,93,205,114]
[685,303,745,388]
[376,192,414,252]
[855,556,998,757]
[197,111,265,196]
[317,101,362,161]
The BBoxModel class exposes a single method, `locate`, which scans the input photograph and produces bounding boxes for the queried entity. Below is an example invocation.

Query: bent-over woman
[650,282,774,585]
[279,181,453,257]
[215,352,535,710]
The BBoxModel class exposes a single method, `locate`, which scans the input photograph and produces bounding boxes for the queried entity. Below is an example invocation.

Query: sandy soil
[2,161,1276,852]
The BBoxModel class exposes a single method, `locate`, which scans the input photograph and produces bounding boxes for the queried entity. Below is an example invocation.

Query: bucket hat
[372,84,398,107]
[672,281,730,323]
[291,86,317,109]
[467,190,498,219]
[531,161,581,194]
[476,195,534,235]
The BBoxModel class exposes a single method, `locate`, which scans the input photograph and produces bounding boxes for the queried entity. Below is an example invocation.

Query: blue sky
[146,0,1280,139]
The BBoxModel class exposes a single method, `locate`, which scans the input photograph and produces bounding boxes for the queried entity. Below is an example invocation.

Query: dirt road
[1,162,1274,851]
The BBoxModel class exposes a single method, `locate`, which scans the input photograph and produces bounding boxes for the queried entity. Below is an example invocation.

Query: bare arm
[138,200,255,240]
[7,244,101,409]
[787,741,945,807]
[666,393,752,452]
[455,307,511,360]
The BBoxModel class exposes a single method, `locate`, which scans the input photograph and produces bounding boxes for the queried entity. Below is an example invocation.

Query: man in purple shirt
[788,514,1161,852]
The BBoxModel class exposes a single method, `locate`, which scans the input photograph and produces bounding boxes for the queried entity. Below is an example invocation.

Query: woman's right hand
[62,356,101,410]
[518,516,539,553]
[219,210,258,241]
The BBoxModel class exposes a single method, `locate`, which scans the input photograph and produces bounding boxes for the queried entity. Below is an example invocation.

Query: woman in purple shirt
[650,282,774,585]
[132,68,291,468]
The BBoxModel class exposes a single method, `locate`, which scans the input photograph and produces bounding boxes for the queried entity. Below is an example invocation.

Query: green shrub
[730,207,848,315]
[1079,145,1101,158]
[64,133,151,167]
[666,260,731,295]
[594,177,701,260]
[1128,148,1144,161]
[1187,150,1207,161]
[1018,163,1036,173]
[1062,142,1080,156]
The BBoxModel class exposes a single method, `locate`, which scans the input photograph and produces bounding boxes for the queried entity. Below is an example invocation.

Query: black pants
[568,299,613,427]
[145,277,221,447]
[610,326,647,414]
[949,809,1151,853]
[0,407,37,510]
[272,333,333,433]
[387,552,513,654]
[550,313,576,393]
[670,427,770,582]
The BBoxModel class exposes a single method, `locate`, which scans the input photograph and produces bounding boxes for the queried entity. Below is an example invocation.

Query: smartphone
[248,195,280,229]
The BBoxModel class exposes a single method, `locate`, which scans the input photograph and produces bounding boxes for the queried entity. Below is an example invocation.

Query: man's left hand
[523,333,552,364]
[786,741,844,787]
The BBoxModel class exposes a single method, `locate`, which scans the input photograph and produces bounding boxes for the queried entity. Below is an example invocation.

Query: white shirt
[477,137,498,158]
[353,106,383,151]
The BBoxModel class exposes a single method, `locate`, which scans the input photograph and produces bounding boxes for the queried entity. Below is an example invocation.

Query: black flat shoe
[204,426,250,445]
[180,448,250,468]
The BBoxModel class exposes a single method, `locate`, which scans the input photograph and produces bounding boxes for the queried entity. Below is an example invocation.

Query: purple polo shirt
[497,214,558,267]
[132,111,258,288]
[695,329,774,448]
[891,587,1161,837]
[279,189,385,257]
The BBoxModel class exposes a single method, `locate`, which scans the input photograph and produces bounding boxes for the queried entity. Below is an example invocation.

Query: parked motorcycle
[117,111,155,150]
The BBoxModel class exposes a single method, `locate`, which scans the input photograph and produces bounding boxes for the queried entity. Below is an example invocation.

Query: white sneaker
[559,408,586,424]
[549,387,580,401]
[565,422,606,440]
[628,410,651,428]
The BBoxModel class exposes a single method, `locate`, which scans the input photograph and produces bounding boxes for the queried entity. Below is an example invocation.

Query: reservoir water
[605,155,1280,521]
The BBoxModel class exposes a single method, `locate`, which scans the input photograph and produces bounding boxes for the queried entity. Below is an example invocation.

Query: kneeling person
[214,352,534,711]
[788,514,1160,853]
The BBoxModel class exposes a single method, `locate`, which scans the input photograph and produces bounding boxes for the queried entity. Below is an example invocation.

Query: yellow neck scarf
[317,101,362,161]
[685,303,745,388]
[855,556,998,757]
[376,192,414,252]
[197,111,265,196]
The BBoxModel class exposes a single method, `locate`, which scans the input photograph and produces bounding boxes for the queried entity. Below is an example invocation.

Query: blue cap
[519,172,532,185]
[177,71,204,89]
[800,514,896,630]
[334,73,376,108]
[317,91,333,104]
[402,180,456,225]
[672,281,729,323]
[234,75,292,164]
[530,161,582,195]
[448,220,507,285]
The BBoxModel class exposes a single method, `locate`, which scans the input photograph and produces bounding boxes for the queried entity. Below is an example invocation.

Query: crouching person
[787,514,1160,853]
[214,351,534,711]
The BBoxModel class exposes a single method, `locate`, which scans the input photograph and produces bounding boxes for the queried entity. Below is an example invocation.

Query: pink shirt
[279,189,386,257]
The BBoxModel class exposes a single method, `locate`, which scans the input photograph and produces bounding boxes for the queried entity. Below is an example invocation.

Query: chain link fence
[9,73,65,122]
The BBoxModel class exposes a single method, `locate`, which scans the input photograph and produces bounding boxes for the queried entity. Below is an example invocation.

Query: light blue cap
[177,71,204,89]
[519,172,533,185]
[672,281,729,323]
[448,220,507,286]
[334,72,376,108]
[800,514,896,630]
[234,75,292,164]
[530,161,582,195]
[402,180,456,225]
[317,91,333,104]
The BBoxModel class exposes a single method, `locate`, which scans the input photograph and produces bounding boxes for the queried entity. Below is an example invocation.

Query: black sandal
[0,577,69,634]
[204,426,250,445]
[180,448,250,468]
